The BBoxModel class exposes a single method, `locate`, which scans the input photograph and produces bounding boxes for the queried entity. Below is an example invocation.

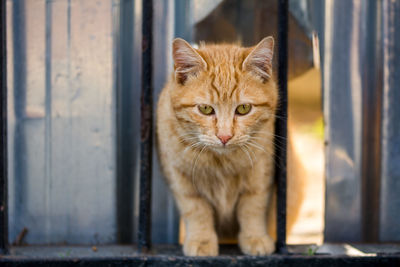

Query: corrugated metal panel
[150,0,180,244]
[323,0,400,242]
[323,0,364,242]
[379,0,400,242]
[8,0,117,244]
[7,0,181,245]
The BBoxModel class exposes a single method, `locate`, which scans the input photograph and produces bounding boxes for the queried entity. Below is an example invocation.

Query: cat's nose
[217,134,232,145]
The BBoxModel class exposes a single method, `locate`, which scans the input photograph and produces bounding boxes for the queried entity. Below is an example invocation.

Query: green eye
[236,104,252,115]
[198,105,214,115]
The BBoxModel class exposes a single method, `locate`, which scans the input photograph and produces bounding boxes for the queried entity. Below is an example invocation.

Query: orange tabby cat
[156,37,303,256]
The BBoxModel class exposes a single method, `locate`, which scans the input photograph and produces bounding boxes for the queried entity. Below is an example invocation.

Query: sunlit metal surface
[324,0,400,242]
[7,0,117,244]
[323,0,363,242]
[150,0,179,244]
[380,0,400,242]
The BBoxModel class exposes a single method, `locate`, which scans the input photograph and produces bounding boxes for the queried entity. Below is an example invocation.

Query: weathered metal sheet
[323,0,400,242]
[379,0,400,242]
[8,0,117,244]
[323,0,364,242]
[150,0,179,244]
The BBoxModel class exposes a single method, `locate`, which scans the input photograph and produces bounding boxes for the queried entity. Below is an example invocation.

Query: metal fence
[0,0,287,254]
[1,0,400,266]
[323,0,400,242]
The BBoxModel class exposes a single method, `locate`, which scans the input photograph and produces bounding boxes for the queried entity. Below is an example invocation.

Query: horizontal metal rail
[1,252,400,266]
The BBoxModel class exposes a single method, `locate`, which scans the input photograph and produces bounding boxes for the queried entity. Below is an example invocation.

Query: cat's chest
[183,148,250,177]
[198,172,242,220]
[192,152,250,216]
[177,146,255,213]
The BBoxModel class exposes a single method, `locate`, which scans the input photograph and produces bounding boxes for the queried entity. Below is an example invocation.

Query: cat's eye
[236,104,252,115]
[198,105,214,115]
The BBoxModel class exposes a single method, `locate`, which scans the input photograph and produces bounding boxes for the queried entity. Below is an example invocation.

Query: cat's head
[170,37,278,152]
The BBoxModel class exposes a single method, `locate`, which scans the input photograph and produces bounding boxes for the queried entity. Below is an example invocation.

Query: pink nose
[217,134,232,145]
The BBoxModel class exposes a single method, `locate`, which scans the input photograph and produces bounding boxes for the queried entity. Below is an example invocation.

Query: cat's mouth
[200,140,244,153]
[186,134,251,153]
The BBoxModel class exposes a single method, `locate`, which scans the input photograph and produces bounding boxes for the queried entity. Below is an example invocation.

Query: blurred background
[6,0,400,246]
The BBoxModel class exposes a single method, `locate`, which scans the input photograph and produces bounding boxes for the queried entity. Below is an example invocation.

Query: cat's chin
[208,144,238,154]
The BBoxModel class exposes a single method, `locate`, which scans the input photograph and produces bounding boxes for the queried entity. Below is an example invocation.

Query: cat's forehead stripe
[210,73,221,99]
[229,71,240,99]
[208,67,240,102]
[197,45,247,102]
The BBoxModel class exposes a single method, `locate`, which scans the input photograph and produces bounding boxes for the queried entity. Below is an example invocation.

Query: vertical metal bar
[44,0,53,243]
[116,0,135,244]
[361,0,382,243]
[11,0,26,245]
[0,0,9,254]
[275,0,288,254]
[138,0,153,253]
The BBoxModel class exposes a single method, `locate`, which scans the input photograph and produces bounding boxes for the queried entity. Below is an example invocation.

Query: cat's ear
[172,38,207,85]
[242,36,274,81]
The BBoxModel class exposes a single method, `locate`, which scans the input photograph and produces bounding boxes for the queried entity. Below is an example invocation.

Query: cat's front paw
[183,234,219,256]
[239,233,275,256]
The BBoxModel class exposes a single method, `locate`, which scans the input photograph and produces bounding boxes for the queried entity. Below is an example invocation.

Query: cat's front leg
[168,172,218,256]
[178,194,218,256]
[237,190,275,256]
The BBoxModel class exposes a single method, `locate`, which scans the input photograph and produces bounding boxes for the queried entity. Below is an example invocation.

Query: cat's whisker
[248,135,282,147]
[263,144,287,171]
[251,139,282,159]
[199,137,215,143]
[190,148,202,191]
[183,141,203,154]
[178,133,195,139]
[250,132,287,147]
[191,144,208,192]
[250,130,287,140]
[240,145,253,169]
[246,141,267,154]
[237,135,284,161]
[178,132,196,137]
[248,135,266,141]
[273,114,288,120]
[249,140,286,170]
[180,137,199,143]
[178,132,200,139]
[181,135,198,139]
[243,143,256,160]
[246,141,286,171]
[248,136,286,151]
